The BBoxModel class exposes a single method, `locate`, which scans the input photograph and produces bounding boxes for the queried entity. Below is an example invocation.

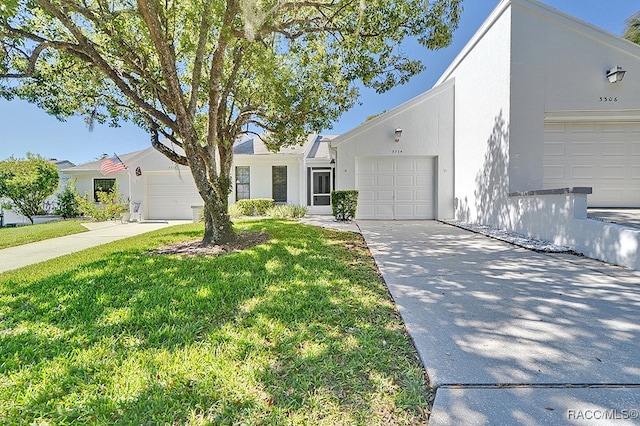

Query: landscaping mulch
[148,231,270,256]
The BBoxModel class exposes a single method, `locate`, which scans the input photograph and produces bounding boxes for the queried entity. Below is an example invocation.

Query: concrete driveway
[358,221,640,425]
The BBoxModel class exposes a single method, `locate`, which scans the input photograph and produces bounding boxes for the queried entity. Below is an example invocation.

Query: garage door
[544,122,640,207]
[146,172,202,220]
[356,157,435,219]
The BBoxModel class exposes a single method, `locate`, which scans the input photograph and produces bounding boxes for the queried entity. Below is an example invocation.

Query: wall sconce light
[330,159,335,166]
[606,65,626,83]
[394,128,403,142]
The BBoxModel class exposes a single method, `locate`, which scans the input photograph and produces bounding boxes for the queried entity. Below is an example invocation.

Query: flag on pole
[100,153,127,175]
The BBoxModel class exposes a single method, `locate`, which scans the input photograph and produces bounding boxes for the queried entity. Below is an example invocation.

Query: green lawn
[0,220,88,249]
[0,219,430,425]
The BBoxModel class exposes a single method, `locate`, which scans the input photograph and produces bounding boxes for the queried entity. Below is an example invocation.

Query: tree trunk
[201,195,235,246]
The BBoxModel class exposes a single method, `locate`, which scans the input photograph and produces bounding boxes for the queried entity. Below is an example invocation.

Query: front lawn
[0,220,88,250]
[0,219,430,425]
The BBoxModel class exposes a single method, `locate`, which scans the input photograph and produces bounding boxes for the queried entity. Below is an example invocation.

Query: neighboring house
[332,0,640,269]
[1,158,75,225]
[62,134,336,220]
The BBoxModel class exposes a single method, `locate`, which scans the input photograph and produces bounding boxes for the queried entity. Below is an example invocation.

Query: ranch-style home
[62,134,336,221]
[332,0,640,269]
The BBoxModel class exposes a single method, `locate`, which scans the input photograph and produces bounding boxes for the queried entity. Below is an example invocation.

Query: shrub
[235,198,275,216]
[55,179,81,219]
[78,183,128,221]
[266,204,308,219]
[228,203,242,218]
[331,190,358,221]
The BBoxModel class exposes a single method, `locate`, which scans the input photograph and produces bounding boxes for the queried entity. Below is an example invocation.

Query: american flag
[100,154,128,175]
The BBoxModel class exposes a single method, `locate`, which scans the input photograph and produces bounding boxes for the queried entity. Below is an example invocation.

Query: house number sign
[599,97,618,103]
[392,149,403,154]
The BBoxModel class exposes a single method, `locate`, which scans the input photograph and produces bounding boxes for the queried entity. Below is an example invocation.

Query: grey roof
[233,136,307,156]
[307,135,336,159]
[62,149,147,172]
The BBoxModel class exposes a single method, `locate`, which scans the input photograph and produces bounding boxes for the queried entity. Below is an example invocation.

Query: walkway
[358,220,640,425]
[0,220,187,273]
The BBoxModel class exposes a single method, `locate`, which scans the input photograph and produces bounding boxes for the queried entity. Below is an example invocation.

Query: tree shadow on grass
[0,220,427,425]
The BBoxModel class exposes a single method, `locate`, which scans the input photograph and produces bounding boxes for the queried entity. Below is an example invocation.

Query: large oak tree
[1,0,462,245]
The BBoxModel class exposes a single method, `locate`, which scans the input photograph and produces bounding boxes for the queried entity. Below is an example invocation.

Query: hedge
[331,190,358,222]
[235,198,275,216]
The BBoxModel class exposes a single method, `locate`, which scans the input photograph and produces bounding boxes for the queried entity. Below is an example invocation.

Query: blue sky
[0,0,637,165]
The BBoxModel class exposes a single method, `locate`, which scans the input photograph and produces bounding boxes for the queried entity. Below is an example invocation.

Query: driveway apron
[357,220,640,425]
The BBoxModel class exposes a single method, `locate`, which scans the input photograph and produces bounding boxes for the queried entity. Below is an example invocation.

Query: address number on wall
[391,149,403,154]
[599,97,618,102]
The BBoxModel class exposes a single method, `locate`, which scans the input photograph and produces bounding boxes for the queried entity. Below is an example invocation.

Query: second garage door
[544,121,640,207]
[146,172,203,220]
[356,157,435,220]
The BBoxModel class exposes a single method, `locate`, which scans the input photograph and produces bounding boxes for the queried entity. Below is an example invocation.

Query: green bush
[228,203,242,218]
[331,190,358,221]
[266,204,308,219]
[78,183,128,221]
[54,179,81,219]
[235,198,275,216]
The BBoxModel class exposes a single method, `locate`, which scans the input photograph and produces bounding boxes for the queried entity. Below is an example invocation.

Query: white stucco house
[62,134,336,221]
[332,0,640,269]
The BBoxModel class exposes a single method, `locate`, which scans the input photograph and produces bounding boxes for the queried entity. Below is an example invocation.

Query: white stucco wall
[231,155,302,205]
[332,80,455,219]
[436,3,513,225]
[509,1,640,193]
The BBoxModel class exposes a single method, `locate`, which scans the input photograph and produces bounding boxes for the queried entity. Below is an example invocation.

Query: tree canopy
[624,11,640,45]
[1,0,462,244]
[0,153,59,223]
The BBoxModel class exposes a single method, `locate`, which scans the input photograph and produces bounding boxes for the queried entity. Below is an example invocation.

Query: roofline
[330,79,455,147]
[435,0,640,86]
[61,146,155,172]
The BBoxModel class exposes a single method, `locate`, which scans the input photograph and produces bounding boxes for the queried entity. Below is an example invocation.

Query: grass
[0,220,88,249]
[0,219,430,425]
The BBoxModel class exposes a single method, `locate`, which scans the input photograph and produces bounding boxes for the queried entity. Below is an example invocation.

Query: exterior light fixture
[394,128,403,142]
[606,65,626,83]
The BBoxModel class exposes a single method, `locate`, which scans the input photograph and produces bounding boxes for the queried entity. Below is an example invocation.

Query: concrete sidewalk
[358,221,640,425]
[0,220,187,273]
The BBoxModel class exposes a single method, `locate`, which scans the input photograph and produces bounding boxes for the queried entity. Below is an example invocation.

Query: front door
[312,170,331,206]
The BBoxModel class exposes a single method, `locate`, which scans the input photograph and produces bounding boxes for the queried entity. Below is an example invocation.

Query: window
[235,166,250,201]
[93,178,116,202]
[272,166,287,203]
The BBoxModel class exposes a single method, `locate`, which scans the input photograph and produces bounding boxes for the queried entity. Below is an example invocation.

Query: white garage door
[544,122,640,207]
[146,172,202,220]
[356,157,435,220]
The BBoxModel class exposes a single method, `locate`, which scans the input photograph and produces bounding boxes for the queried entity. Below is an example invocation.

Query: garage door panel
[375,190,393,201]
[377,175,394,186]
[570,143,594,155]
[395,190,414,201]
[377,161,394,173]
[358,190,375,202]
[544,143,565,156]
[544,121,640,207]
[570,166,594,179]
[395,175,414,187]
[356,175,375,187]
[601,142,626,156]
[356,157,435,220]
[600,166,625,179]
